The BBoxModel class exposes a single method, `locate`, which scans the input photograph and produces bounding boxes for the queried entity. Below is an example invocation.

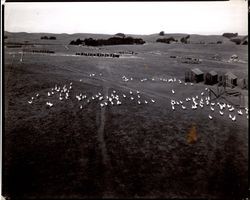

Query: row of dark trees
[70,37,145,46]
[25,49,55,54]
[158,31,247,45]
[222,32,248,45]
[118,51,136,55]
[156,37,177,44]
[76,52,120,58]
[230,38,248,45]
[41,36,57,40]
[156,35,190,44]
[222,33,238,38]
[70,38,84,45]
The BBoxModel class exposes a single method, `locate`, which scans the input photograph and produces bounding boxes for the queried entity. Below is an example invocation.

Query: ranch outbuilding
[225,72,237,87]
[205,70,218,85]
[185,68,204,83]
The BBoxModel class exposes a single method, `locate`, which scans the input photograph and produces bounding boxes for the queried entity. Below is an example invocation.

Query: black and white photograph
[2,0,249,199]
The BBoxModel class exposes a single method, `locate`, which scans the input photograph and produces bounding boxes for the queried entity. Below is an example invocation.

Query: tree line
[69,36,145,46]
[156,35,190,44]
[41,36,57,40]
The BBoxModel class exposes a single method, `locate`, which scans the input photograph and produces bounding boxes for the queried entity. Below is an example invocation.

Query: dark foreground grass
[104,104,248,198]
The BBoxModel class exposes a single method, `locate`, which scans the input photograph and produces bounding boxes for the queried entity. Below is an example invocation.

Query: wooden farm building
[190,68,204,83]
[225,72,237,87]
[205,70,218,85]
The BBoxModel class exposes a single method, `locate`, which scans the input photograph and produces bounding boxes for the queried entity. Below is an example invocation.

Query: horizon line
[4,30,248,36]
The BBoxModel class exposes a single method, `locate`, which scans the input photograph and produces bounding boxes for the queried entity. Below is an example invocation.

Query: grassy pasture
[3,32,248,199]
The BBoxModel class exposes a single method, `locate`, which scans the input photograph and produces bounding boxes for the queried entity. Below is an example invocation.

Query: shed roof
[209,70,218,76]
[225,72,237,79]
[191,68,203,75]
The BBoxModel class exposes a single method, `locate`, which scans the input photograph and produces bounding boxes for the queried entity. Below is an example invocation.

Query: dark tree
[159,31,165,36]
[157,37,176,44]
[222,33,238,38]
[69,38,84,45]
[115,33,126,38]
[242,40,248,45]
[41,36,49,40]
[180,35,190,44]
[230,38,241,45]
[49,36,56,40]
[69,40,76,45]
[84,38,99,46]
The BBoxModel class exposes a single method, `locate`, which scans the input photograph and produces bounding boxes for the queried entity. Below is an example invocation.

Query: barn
[190,68,204,83]
[225,72,237,87]
[205,70,218,85]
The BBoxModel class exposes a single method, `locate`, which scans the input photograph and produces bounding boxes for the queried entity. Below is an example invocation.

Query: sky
[4,0,248,35]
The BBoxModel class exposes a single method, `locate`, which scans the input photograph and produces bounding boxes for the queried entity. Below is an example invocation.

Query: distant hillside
[141,33,240,44]
[4,31,113,45]
[4,31,247,45]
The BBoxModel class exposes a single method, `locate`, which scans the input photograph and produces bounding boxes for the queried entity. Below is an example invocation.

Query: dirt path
[95,63,116,197]
[97,85,110,165]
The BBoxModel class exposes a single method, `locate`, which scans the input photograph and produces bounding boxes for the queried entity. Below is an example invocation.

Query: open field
[3,32,248,199]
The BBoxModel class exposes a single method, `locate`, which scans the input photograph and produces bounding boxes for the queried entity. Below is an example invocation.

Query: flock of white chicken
[122,75,194,85]
[170,87,248,122]
[27,78,156,109]
[27,74,248,122]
